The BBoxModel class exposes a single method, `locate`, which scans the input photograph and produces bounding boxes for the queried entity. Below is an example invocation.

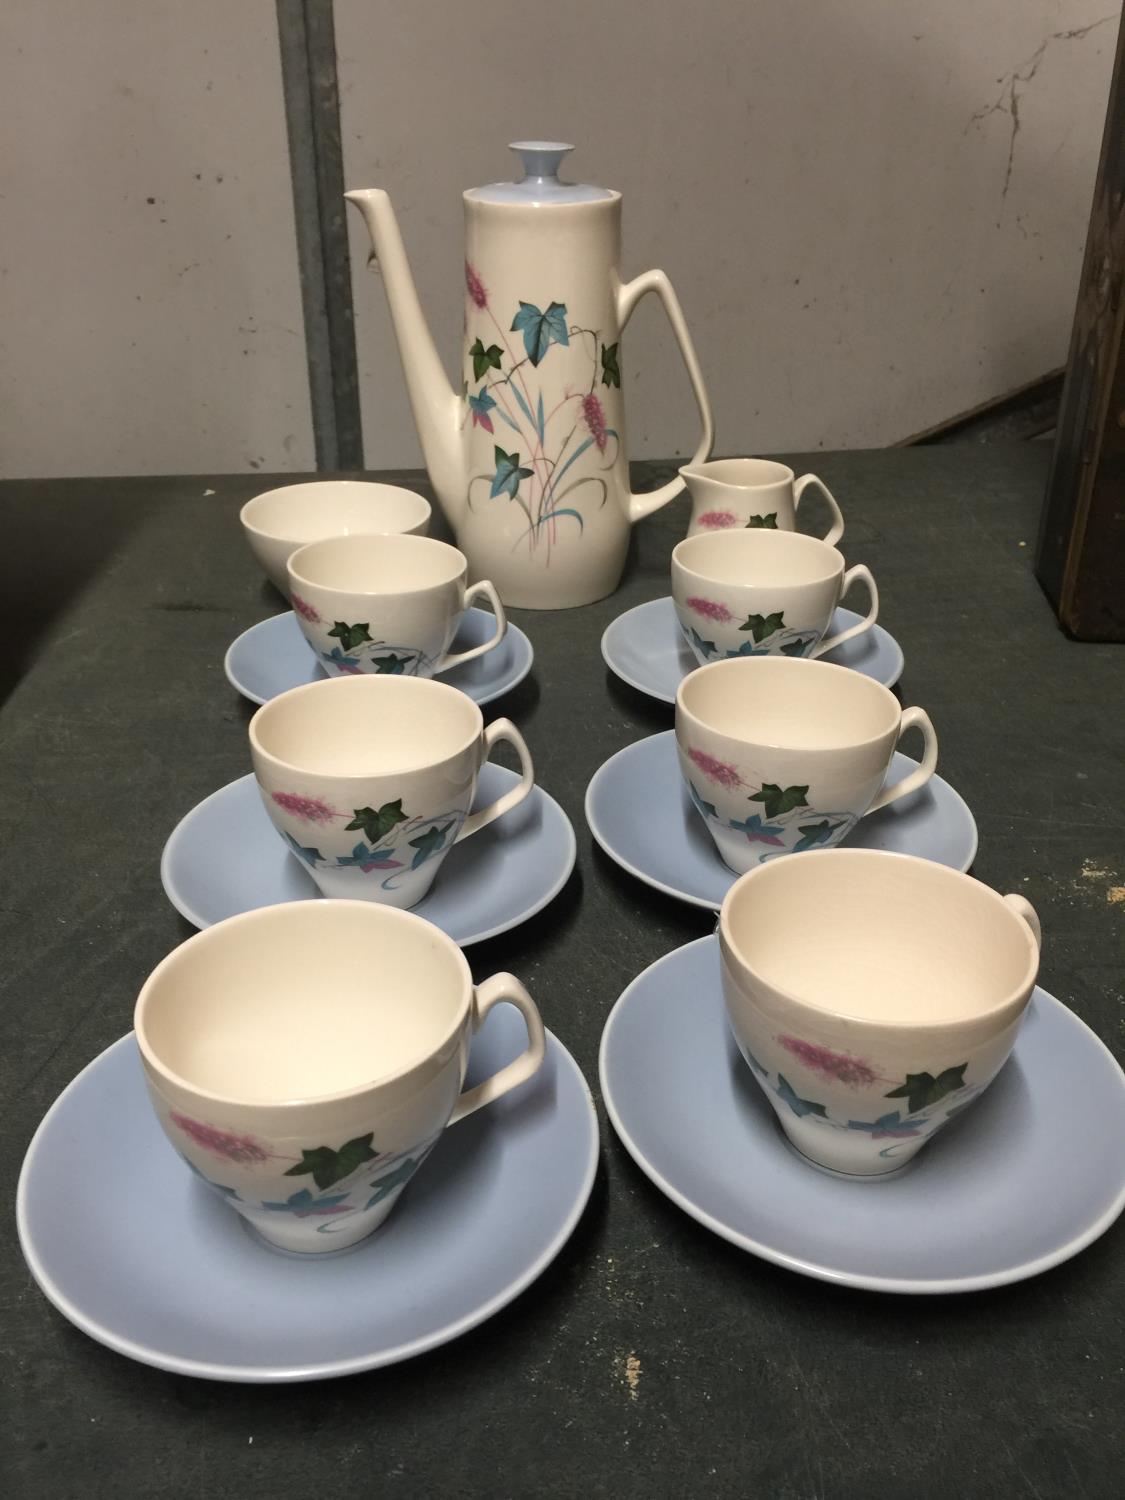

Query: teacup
[240,480,431,594]
[719,848,1041,1175]
[680,458,844,543]
[135,899,546,1251]
[676,656,938,872]
[288,533,506,679]
[672,529,877,666]
[249,675,534,907]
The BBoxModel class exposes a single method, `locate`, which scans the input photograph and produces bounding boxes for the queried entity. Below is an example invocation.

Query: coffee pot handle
[616,269,714,523]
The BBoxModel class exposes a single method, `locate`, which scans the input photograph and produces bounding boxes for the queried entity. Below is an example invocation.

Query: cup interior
[251,676,481,777]
[678,658,898,750]
[684,457,793,490]
[723,852,1038,1026]
[240,482,431,544]
[674,529,842,587]
[137,902,470,1102]
[289,534,465,595]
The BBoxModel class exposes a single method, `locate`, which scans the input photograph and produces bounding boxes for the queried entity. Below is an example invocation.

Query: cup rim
[288,533,467,597]
[672,528,844,588]
[134,900,474,1108]
[719,849,1040,1032]
[676,656,901,754]
[679,457,795,490]
[239,481,432,545]
[248,675,484,782]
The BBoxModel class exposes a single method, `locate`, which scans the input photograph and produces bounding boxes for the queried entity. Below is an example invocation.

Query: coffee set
[17,144,1125,1381]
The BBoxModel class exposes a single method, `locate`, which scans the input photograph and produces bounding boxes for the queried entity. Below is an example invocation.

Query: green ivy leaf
[371,654,411,675]
[601,341,621,388]
[885,1065,968,1114]
[284,1133,378,1190]
[749,783,809,818]
[470,338,503,381]
[745,513,779,529]
[345,800,408,844]
[327,620,372,651]
[793,819,843,852]
[739,610,786,643]
[408,821,455,870]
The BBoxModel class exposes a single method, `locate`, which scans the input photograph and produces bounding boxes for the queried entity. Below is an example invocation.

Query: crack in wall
[965,13,1118,201]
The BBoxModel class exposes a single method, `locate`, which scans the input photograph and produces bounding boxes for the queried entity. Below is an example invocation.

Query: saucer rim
[16,1029,599,1382]
[600,596,905,704]
[584,730,978,911]
[160,767,577,945]
[599,935,1125,1295]
[223,607,535,709]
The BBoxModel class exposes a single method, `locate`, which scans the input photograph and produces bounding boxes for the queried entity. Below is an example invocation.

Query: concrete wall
[0,1,1118,477]
[0,1,312,478]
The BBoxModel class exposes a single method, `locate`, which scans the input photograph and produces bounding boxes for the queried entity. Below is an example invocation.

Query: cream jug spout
[344,189,465,527]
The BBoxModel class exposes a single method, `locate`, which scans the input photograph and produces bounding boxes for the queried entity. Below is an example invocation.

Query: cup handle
[1003,893,1042,950]
[447,973,547,1124]
[793,474,845,546]
[810,565,879,657]
[433,580,507,672]
[454,718,535,843]
[864,707,939,815]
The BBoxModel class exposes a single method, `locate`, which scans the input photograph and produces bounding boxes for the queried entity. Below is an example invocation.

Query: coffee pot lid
[465,142,616,205]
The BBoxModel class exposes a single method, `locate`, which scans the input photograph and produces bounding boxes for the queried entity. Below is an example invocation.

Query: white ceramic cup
[240,480,431,594]
[720,848,1042,1175]
[135,899,547,1251]
[249,675,534,907]
[675,656,938,872]
[672,529,878,666]
[288,533,507,679]
[681,457,844,542]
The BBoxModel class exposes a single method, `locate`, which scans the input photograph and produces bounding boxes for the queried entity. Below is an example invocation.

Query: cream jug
[346,143,714,608]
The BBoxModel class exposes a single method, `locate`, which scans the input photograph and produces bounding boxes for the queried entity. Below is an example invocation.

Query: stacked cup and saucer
[593,459,1125,1291]
[17,487,595,1381]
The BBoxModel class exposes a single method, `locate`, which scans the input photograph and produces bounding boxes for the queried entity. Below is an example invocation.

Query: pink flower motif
[581,392,608,452]
[777,1035,880,1088]
[696,510,739,530]
[291,592,321,624]
[271,791,340,824]
[465,261,488,310]
[686,596,733,623]
[171,1113,271,1164]
[688,747,744,790]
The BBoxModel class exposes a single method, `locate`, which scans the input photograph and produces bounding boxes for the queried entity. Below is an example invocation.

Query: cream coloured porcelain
[134,899,546,1251]
[672,529,877,665]
[288,534,506,679]
[240,480,431,594]
[719,849,1041,1174]
[344,143,714,610]
[675,656,938,871]
[681,458,844,543]
[249,675,534,907]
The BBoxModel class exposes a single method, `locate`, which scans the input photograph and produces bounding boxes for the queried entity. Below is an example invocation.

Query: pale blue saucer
[17,1007,598,1380]
[225,607,534,707]
[600,936,1125,1293]
[601,596,903,704]
[585,731,977,910]
[162,764,575,945]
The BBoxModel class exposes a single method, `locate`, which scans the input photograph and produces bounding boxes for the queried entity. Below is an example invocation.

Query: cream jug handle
[616,270,714,523]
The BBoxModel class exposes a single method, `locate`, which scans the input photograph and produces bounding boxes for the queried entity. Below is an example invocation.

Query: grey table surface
[1,446,1122,1499]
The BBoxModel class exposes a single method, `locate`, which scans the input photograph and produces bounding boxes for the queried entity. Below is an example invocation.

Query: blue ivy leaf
[408,821,455,870]
[511,300,569,366]
[687,781,717,820]
[282,831,323,867]
[468,386,497,433]
[490,445,535,500]
[793,819,846,853]
[688,626,718,659]
[727,812,787,846]
[725,640,773,658]
[261,1188,352,1217]
[776,1074,829,1119]
[335,841,403,872]
[364,1156,421,1210]
[321,645,363,672]
[846,1111,927,1139]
